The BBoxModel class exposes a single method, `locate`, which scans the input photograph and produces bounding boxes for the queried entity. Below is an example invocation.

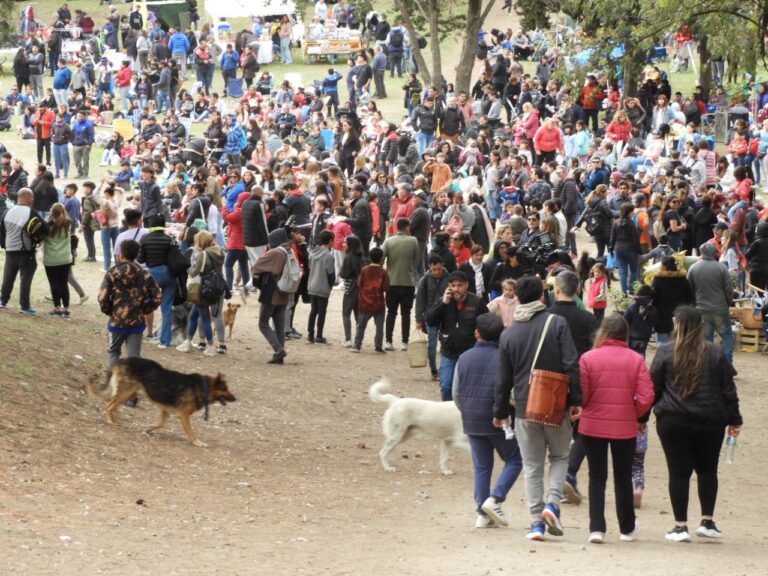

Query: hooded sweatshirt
[251,229,290,305]
[687,243,733,313]
[307,245,336,298]
[221,191,250,250]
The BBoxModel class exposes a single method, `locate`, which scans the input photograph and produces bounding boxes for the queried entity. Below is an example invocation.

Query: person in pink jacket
[578,314,654,544]
[221,191,250,292]
[532,117,563,164]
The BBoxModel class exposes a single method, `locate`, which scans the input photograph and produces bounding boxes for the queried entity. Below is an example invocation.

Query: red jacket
[115,66,132,88]
[32,109,55,140]
[533,125,563,153]
[221,192,250,250]
[605,119,632,143]
[357,263,389,315]
[578,340,655,439]
[523,110,539,140]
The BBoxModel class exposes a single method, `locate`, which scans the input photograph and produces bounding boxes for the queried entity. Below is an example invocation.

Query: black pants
[307,295,329,339]
[567,419,586,479]
[657,419,724,522]
[539,150,557,164]
[339,154,355,178]
[326,91,340,116]
[342,289,358,341]
[388,53,403,77]
[45,264,71,308]
[37,137,51,165]
[750,270,768,292]
[373,69,387,98]
[582,434,636,534]
[385,285,415,344]
[1,252,37,309]
[83,227,97,260]
[359,235,372,258]
[584,108,599,133]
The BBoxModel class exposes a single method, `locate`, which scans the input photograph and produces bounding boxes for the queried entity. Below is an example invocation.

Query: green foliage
[514,0,561,30]
[0,0,16,44]
[390,0,467,42]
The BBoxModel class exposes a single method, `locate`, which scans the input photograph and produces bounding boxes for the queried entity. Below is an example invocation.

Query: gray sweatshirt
[307,245,335,298]
[687,243,733,313]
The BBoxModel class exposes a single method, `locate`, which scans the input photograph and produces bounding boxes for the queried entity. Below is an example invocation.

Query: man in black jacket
[242,186,270,271]
[139,166,162,219]
[347,184,372,256]
[439,96,466,144]
[555,165,580,254]
[412,98,437,155]
[548,270,596,504]
[409,190,430,277]
[493,276,581,542]
[426,270,488,401]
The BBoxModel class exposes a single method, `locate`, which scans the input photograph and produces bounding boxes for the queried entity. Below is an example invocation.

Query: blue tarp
[570,44,626,67]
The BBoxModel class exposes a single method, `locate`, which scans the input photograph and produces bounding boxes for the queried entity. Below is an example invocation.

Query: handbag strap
[200,249,207,273]
[531,314,554,372]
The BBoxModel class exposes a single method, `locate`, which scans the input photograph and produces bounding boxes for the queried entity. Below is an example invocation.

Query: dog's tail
[368,378,400,407]
[85,369,114,400]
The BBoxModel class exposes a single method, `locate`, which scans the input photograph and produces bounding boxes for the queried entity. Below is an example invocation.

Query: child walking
[327,206,352,283]
[352,247,389,352]
[586,262,609,326]
[487,278,519,327]
[339,234,367,347]
[307,229,336,344]
[623,285,658,359]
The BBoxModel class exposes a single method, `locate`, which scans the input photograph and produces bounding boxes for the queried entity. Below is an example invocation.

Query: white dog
[369,379,469,475]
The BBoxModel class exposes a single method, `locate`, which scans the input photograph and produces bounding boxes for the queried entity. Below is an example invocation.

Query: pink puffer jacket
[578,339,655,439]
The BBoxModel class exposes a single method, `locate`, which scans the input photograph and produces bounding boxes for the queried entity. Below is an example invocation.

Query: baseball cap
[448,271,469,283]
[713,222,728,230]
[413,190,427,201]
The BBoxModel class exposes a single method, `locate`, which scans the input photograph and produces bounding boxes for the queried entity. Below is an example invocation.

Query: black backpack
[24,212,45,247]
[390,29,403,49]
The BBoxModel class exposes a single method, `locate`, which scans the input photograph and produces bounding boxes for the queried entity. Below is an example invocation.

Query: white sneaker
[696,520,722,538]
[588,532,605,544]
[481,497,508,527]
[176,340,193,353]
[341,340,353,348]
[665,525,691,542]
[157,343,169,349]
[384,342,395,351]
[79,294,89,305]
[203,346,217,357]
[399,342,408,351]
[474,514,496,529]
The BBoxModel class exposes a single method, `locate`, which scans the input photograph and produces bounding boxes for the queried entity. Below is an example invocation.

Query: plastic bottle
[725,435,737,464]
[502,420,515,440]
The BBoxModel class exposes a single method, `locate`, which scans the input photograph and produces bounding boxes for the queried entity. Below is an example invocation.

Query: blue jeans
[53,143,69,178]
[149,265,177,346]
[416,131,435,156]
[701,310,734,364]
[468,434,523,515]
[427,325,439,375]
[189,304,213,342]
[727,200,747,223]
[656,332,672,346]
[224,249,250,290]
[614,249,639,294]
[439,354,458,401]
[155,89,171,113]
[280,37,292,64]
[100,226,119,269]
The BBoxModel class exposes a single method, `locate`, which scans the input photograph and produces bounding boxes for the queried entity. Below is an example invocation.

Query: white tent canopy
[204,0,297,22]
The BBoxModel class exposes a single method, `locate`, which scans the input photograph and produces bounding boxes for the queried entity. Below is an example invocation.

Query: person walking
[51,111,72,179]
[493,276,581,541]
[251,229,291,364]
[42,203,74,317]
[578,314,654,543]
[138,214,178,349]
[427,270,488,401]
[454,313,523,529]
[415,253,448,380]
[382,217,420,351]
[71,110,94,178]
[0,187,48,314]
[649,306,743,542]
[97,239,161,367]
[687,243,735,364]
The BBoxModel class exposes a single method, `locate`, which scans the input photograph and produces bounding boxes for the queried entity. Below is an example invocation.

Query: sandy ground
[1,230,767,576]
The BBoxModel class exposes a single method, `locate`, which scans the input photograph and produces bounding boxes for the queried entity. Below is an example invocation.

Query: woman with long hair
[578,314,654,543]
[650,306,743,542]
[657,194,687,252]
[176,230,224,356]
[651,256,693,345]
[339,234,366,346]
[609,202,641,294]
[337,119,361,179]
[43,204,74,317]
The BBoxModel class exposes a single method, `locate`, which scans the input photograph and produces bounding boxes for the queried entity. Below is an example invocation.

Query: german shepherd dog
[86,358,236,447]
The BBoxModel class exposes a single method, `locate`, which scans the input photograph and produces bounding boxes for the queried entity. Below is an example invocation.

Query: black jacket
[548,300,596,357]
[409,205,430,243]
[425,293,488,358]
[285,192,312,227]
[609,217,641,254]
[576,197,614,240]
[650,342,742,430]
[138,230,173,268]
[651,270,693,333]
[415,271,449,325]
[459,261,494,300]
[348,196,372,238]
[241,195,269,247]
[439,106,466,136]
[746,222,768,274]
[556,177,580,217]
[412,105,437,134]
[433,244,456,272]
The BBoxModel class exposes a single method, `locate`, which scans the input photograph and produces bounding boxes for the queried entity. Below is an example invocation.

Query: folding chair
[227,78,244,101]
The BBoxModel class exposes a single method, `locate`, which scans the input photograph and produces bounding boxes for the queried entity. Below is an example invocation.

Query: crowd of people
[0,3,764,544]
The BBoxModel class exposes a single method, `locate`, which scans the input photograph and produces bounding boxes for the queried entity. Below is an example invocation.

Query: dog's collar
[202,378,209,421]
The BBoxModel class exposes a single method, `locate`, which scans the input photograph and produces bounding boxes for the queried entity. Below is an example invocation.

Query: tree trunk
[455,0,497,94]
[622,44,645,98]
[698,35,712,98]
[392,0,433,86]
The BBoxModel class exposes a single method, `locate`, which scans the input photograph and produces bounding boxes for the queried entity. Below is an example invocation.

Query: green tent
[144,0,192,31]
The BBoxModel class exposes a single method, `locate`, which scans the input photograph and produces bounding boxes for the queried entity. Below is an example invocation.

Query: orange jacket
[32,108,55,140]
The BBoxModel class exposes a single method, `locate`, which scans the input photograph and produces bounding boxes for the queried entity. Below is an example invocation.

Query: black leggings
[656,419,725,522]
[45,264,71,308]
[307,295,329,339]
[37,137,51,165]
[582,434,636,534]
[342,290,358,341]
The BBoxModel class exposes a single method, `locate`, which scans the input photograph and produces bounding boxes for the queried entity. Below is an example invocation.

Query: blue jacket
[71,118,94,146]
[582,167,609,193]
[53,66,72,89]
[167,32,190,54]
[322,71,342,94]
[220,50,240,71]
[454,340,503,436]
[224,179,245,212]
[223,124,244,158]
